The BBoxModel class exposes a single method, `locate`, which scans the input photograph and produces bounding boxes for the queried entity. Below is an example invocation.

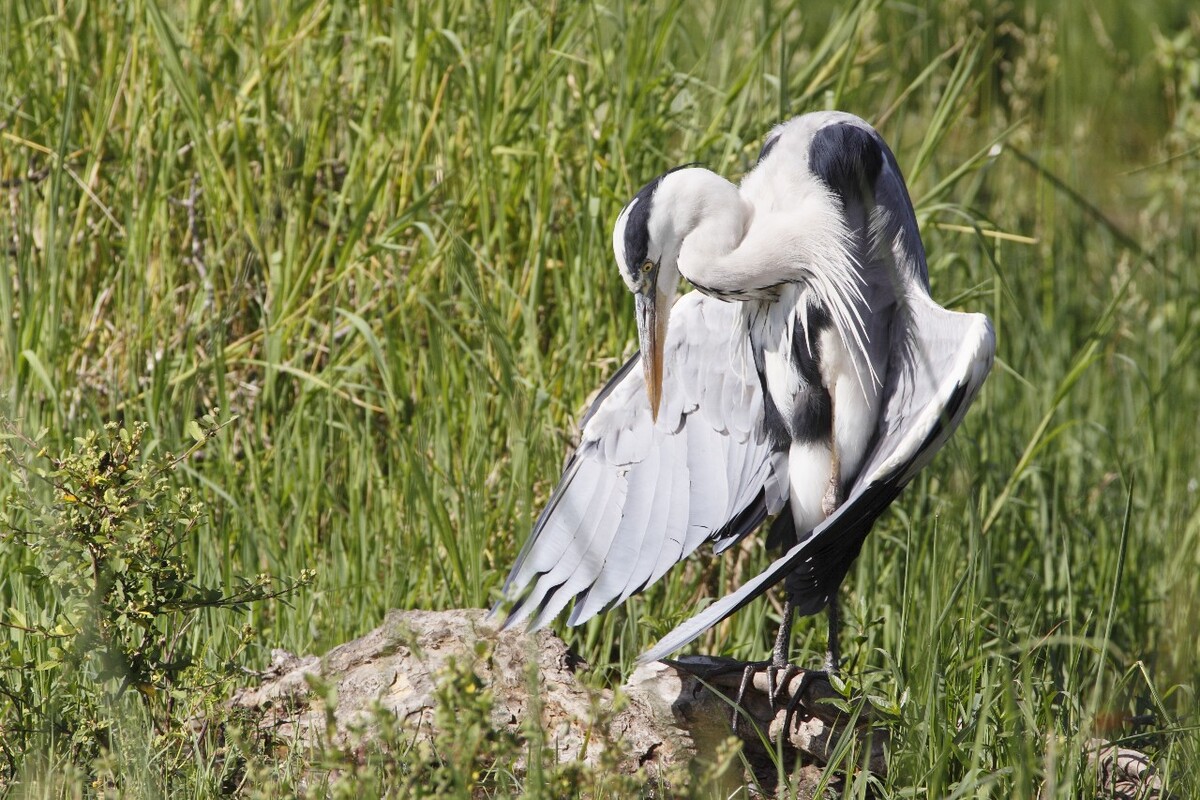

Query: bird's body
[497,111,994,666]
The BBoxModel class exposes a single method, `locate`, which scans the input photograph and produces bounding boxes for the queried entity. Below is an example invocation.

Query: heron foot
[727,660,818,735]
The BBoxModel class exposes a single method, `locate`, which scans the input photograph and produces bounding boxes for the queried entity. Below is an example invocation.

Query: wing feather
[506,458,626,628]
[643,429,692,588]
[615,433,681,604]
[568,445,661,623]
[682,422,728,551]
[496,292,788,630]
[528,467,628,629]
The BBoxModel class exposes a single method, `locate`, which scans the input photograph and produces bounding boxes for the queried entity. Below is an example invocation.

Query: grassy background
[2,0,1199,795]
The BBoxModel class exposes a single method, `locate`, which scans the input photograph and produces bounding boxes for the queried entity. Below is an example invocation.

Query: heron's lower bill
[635,289,668,422]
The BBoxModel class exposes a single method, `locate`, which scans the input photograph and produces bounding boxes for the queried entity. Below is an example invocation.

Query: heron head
[612,167,697,421]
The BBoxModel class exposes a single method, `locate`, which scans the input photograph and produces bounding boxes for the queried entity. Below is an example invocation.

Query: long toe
[731,662,758,734]
[767,664,800,709]
[782,668,828,734]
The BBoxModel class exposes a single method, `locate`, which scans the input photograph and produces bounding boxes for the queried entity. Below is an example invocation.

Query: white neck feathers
[655,167,875,386]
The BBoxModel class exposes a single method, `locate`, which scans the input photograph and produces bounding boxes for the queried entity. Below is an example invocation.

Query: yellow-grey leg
[823,390,843,518]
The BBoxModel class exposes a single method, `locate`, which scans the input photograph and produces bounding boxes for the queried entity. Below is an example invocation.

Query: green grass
[2,0,1198,795]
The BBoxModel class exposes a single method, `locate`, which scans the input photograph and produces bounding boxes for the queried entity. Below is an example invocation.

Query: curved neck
[651,169,753,292]
[672,176,859,303]
[660,169,874,380]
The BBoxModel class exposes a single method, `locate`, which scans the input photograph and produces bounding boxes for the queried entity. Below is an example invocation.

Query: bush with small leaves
[0,413,313,786]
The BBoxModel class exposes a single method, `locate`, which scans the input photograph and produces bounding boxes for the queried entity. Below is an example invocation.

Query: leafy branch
[0,411,314,781]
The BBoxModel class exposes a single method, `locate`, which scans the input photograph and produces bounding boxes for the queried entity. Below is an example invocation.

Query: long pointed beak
[635,288,669,422]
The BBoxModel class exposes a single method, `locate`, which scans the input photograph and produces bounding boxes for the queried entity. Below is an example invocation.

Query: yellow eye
[642,260,655,273]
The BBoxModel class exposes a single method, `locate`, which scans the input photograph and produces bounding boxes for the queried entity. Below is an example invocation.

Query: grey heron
[496,111,994,672]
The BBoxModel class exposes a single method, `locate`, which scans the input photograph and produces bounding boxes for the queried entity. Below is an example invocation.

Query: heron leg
[772,595,796,666]
[822,396,845,518]
[820,391,840,671]
[764,595,802,708]
[778,597,842,736]
[730,657,785,732]
[731,662,756,732]
[731,594,799,732]
[731,597,845,735]
[825,593,841,674]
[821,437,844,518]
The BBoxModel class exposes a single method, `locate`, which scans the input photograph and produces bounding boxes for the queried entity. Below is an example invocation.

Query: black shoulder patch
[758,382,794,450]
[807,122,884,207]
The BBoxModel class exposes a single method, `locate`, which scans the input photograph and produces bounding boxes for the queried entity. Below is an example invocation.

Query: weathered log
[230,609,883,797]
[229,609,1169,799]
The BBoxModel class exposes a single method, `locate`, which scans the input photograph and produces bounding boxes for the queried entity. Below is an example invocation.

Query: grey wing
[496,291,789,631]
[639,291,995,664]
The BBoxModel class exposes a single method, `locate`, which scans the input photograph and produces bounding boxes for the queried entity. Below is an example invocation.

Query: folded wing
[639,291,995,663]
[496,291,789,630]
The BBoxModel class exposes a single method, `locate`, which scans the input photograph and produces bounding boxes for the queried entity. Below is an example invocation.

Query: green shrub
[0,413,312,787]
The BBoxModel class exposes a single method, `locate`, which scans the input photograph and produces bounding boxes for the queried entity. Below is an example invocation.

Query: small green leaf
[185,420,205,442]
